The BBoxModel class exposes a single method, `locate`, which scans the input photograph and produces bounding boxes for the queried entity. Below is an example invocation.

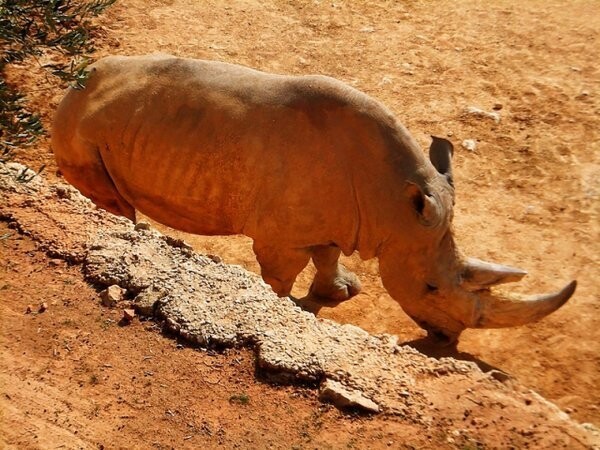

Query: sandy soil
[2,0,599,447]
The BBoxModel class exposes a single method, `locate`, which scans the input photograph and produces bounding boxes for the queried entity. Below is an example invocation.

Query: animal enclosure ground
[1,0,599,447]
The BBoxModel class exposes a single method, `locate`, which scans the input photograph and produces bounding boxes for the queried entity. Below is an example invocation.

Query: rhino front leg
[309,245,361,301]
[253,242,312,297]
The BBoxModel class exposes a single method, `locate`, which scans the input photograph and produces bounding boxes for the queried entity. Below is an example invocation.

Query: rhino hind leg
[55,142,136,222]
[309,245,361,302]
[253,242,312,297]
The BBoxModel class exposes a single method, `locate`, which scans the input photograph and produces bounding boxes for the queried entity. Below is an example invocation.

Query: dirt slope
[2,163,598,449]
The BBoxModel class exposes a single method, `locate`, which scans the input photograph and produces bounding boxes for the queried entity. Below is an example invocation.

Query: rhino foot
[309,266,362,302]
[308,245,362,302]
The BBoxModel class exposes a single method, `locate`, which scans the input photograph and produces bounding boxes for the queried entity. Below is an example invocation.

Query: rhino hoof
[309,275,362,303]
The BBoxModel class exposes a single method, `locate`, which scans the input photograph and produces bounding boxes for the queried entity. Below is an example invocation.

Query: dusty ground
[2,0,599,447]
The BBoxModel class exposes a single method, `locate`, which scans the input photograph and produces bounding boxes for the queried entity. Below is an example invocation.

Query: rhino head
[378,137,576,344]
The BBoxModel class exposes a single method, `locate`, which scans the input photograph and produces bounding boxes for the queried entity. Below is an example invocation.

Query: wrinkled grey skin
[51,55,576,344]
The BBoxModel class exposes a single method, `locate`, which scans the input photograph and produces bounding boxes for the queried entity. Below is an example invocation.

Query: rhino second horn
[473,280,576,328]
[461,257,528,291]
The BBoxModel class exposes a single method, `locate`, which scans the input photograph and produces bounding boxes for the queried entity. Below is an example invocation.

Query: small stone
[123,309,136,322]
[207,254,222,264]
[163,236,193,250]
[471,417,483,426]
[400,62,414,74]
[100,285,124,307]
[55,186,71,199]
[379,75,393,86]
[134,290,165,316]
[492,103,503,110]
[464,106,501,123]
[25,305,33,314]
[489,369,510,383]
[462,139,477,152]
[575,90,590,100]
[48,259,62,267]
[134,221,151,231]
[39,302,48,313]
[319,379,380,413]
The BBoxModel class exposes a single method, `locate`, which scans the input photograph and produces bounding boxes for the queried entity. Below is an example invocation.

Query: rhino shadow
[402,337,502,375]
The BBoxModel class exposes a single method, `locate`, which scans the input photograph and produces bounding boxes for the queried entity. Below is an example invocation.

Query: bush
[0,0,116,160]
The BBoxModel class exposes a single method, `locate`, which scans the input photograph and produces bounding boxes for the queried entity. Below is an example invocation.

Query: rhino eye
[426,283,438,292]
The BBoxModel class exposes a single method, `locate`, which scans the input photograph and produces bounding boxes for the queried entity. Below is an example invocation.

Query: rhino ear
[429,136,454,185]
[406,182,443,227]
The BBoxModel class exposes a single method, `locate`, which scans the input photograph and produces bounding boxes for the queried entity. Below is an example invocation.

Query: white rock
[319,379,380,413]
[123,308,136,322]
[100,284,125,307]
[379,76,393,86]
[488,369,511,383]
[134,290,164,316]
[464,106,501,123]
[134,221,151,231]
[462,139,477,152]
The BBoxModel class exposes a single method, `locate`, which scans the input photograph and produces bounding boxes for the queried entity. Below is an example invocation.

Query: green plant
[229,393,250,405]
[0,0,116,159]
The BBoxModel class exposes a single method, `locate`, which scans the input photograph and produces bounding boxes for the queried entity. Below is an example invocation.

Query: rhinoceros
[51,54,576,343]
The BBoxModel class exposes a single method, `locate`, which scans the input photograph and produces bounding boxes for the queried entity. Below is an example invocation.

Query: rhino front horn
[474,280,576,328]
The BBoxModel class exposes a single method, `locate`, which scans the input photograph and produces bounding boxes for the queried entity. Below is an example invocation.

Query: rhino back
[56,55,412,251]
